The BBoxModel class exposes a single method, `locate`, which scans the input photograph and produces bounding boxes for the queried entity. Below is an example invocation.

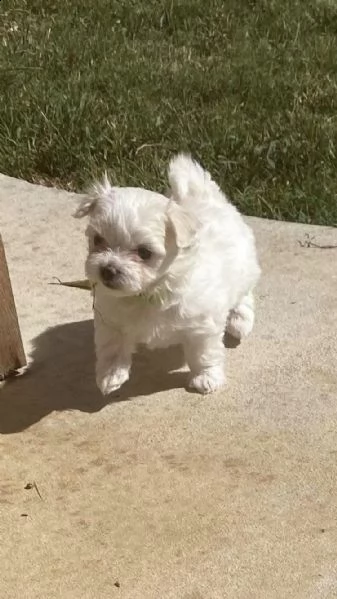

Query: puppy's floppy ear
[73,173,113,218]
[73,195,97,219]
[166,201,198,249]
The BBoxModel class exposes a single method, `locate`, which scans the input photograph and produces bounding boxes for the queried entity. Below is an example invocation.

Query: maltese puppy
[75,155,260,395]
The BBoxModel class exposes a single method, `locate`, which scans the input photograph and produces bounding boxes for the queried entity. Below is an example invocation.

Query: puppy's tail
[168,154,221,206]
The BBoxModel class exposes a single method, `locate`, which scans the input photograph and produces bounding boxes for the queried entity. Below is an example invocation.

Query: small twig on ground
[24,481,43,500]
[298,233,337,249]
[33,481,43,501]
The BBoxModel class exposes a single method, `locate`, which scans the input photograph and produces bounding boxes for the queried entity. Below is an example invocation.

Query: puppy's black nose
[100,265,120,283]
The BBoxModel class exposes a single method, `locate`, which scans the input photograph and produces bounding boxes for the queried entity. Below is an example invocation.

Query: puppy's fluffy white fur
[75,155,260,395]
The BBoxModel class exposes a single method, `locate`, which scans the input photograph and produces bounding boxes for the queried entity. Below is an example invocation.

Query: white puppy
[75,155,260,395]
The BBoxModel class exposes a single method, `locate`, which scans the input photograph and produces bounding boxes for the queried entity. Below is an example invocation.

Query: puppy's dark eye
[93,233,105,246]
[137,246,152,260]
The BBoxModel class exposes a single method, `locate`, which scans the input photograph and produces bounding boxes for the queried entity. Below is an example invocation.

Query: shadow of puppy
[0,319,239,434]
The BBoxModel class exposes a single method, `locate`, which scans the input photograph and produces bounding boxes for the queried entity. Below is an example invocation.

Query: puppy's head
[74,177,197,297]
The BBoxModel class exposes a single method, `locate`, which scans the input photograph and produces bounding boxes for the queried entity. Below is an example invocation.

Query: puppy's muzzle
[100,264,121,287]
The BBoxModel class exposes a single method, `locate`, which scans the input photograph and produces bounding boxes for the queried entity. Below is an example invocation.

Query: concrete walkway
[0,174,336,599]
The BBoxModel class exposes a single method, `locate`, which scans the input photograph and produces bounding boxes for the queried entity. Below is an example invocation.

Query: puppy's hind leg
[226,291,255,340]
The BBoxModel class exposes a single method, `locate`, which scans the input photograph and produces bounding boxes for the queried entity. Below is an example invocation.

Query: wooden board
[0,235,26,378]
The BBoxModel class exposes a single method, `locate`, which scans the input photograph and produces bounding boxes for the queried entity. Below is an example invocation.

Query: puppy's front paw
[96,367,130,396]
[189,368,226,395]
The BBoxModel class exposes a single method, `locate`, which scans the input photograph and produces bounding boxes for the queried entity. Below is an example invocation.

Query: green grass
[1,0,337,224]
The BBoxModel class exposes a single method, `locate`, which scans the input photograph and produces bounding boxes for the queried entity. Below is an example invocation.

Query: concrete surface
[0,173,337,599]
